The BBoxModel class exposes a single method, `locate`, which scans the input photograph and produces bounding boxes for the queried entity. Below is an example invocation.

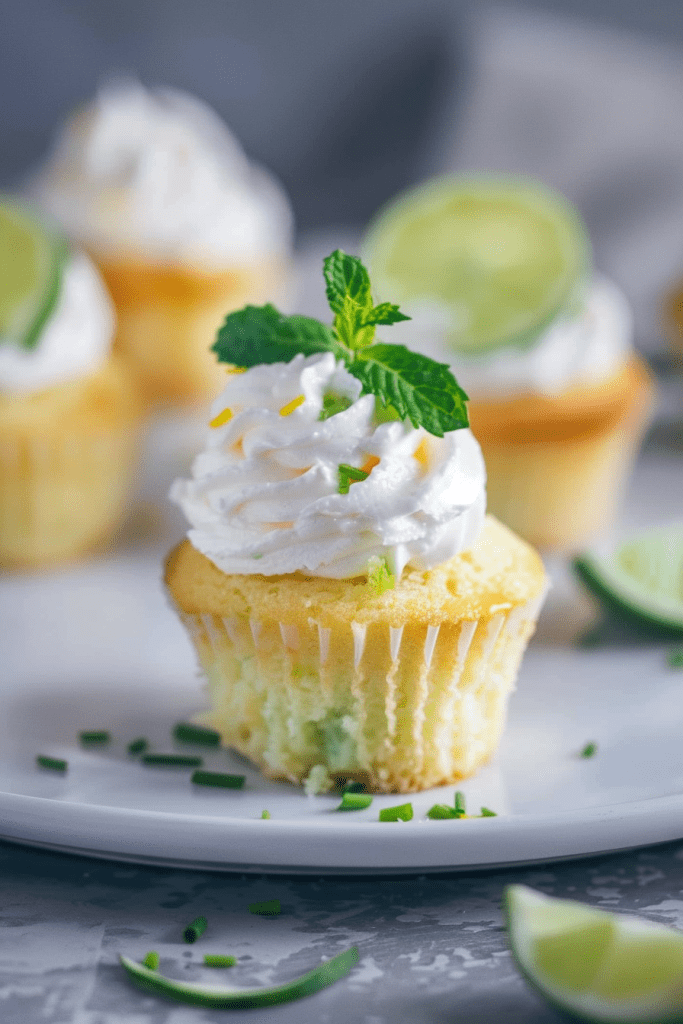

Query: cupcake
[30,80,293,407]
[363,176,656,551]
[164,250,546,793]
[0,198,141,568]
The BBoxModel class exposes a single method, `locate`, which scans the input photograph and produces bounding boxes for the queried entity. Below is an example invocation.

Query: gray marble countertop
[3,836,683,1024]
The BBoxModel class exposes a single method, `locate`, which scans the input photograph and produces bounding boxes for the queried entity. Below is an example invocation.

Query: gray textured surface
[3,836,683,1023]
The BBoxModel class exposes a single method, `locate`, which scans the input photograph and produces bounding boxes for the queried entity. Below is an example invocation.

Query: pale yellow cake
[165,515,546,793]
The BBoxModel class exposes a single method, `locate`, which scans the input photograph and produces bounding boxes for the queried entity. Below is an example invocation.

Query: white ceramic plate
[1,433,682,874]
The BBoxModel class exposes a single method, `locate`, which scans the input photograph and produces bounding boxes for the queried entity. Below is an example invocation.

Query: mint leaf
[323,250,410,352]
[360,302,411,328]
[348,344,469,437]
[212,304,339,367]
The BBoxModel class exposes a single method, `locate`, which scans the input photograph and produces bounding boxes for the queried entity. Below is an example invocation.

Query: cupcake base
[468,356,655,551]
[165,516,546,793]
[0,356,141,568]
[94,254,290,407]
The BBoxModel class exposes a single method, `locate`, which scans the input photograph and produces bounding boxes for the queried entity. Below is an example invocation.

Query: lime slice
[507,884,683,1023]
[0,199,68,350]
[574,523,683,636]
[363,175,591,355]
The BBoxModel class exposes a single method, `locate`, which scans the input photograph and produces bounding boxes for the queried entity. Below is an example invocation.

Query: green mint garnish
[338,463,369,494]
[191,770,245,789]
[173,722,221,746]
[183,917,208,943]
[79,730,110,745]
[367,556,395,596]
[249,900,281,916]
[379,803,413,822]
[580,742,597,759]
[120,946,359,1008]
[337,792,373,811]
[319,391,353,420]
[36,754,67,772]
[667,649,683,669]
[204,954,236,968]
[212,250,469,437]
[142,951,160,970]
[127,737,148,756]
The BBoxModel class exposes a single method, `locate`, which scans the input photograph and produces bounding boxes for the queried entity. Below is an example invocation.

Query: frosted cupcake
[0,199,141,567]
[164,251,546,793]
[363,176,655,551]
[30,80,293,407]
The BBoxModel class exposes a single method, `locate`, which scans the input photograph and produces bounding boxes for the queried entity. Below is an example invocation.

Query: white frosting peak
[31,80,293,268]
[0,252,114,394]
[170,353,486,579]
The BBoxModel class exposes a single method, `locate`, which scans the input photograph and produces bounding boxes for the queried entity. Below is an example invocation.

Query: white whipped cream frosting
[170,352,486,579]
[387,277,632,398]
[31,80,293,268]
[0,252,114,394]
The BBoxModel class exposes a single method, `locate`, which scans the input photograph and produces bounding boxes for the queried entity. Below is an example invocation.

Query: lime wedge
[363,175,590,355]
[507,884,683,1023]
[574,523,683,636]
[0,199,68,350]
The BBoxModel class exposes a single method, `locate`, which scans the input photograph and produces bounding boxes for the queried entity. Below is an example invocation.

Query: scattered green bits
[580,742,598,759]
[454,791,467,817]
[79,730,110,745]
[338,463,369,495]
[142,951,159,970]
[379,803,413,822]
[261,809,271,819]
[36,755,67,773]
[142,754,203,768]
[173,722,221,747]
[342,780,366,794]
[191,770,245,789]
[667,649,683,669]
[183,916,208,943]
[480,807,497,817]
[127,737,148,756]
[426,803,456,820]
[337,792,373,812]
[248,900,281,916]
[204,954,236,968]
[367,555,395,596]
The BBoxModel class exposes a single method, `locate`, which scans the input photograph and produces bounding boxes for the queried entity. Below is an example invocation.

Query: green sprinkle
[580,742,598,759]
[338,463,369,495]
[252,553,264,560]
[142,754,203,768]
[426,803,457,819]
[248,900,281,916]
[127,737,148,755]
[36,755,67,773]
[261,809,271,819]
[79,730,110,745]
[379,803,413,822]
[667,649,683,669]
[120,945,359,1008]
[204,954,236,968]
[191,770,245,789]
[337,792,373,811]
[342,780,366,794]
[142,951,159,970]
[183,916,207,943]
[454,791,467,816]
[319,391,352,420]
[366,555,395,596]
[480,807,497,817]
[173,722,221,747]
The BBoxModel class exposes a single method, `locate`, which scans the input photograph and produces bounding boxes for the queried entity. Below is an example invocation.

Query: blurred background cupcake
[0,198,141,568]
[29,79,294,408]
[363,175,656,551]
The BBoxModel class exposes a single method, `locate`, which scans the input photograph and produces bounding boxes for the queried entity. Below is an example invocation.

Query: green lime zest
[338,463,369,494]
[337,792,373,811]
[79,730,110,745]
[142,951,160,970]
[249,900,280,916]
[120,946,359,1008]
[319,391,353,420]
[127,737,148,756]
[379,803,413,822]
[204,954,236,968]
[212,250,469,437]
[191,770,245,789]
[480,807,497,817]
[426,804,457,820]
[36,755,67,772]
[141,754,203,768]
[580,742,598,759]
[454,791,467,817]
[173,722,221,746]
[261,809,271,819]
[367,556,395,596]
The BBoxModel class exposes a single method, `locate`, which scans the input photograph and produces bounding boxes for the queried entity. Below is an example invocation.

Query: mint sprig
[212,250,469,436]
